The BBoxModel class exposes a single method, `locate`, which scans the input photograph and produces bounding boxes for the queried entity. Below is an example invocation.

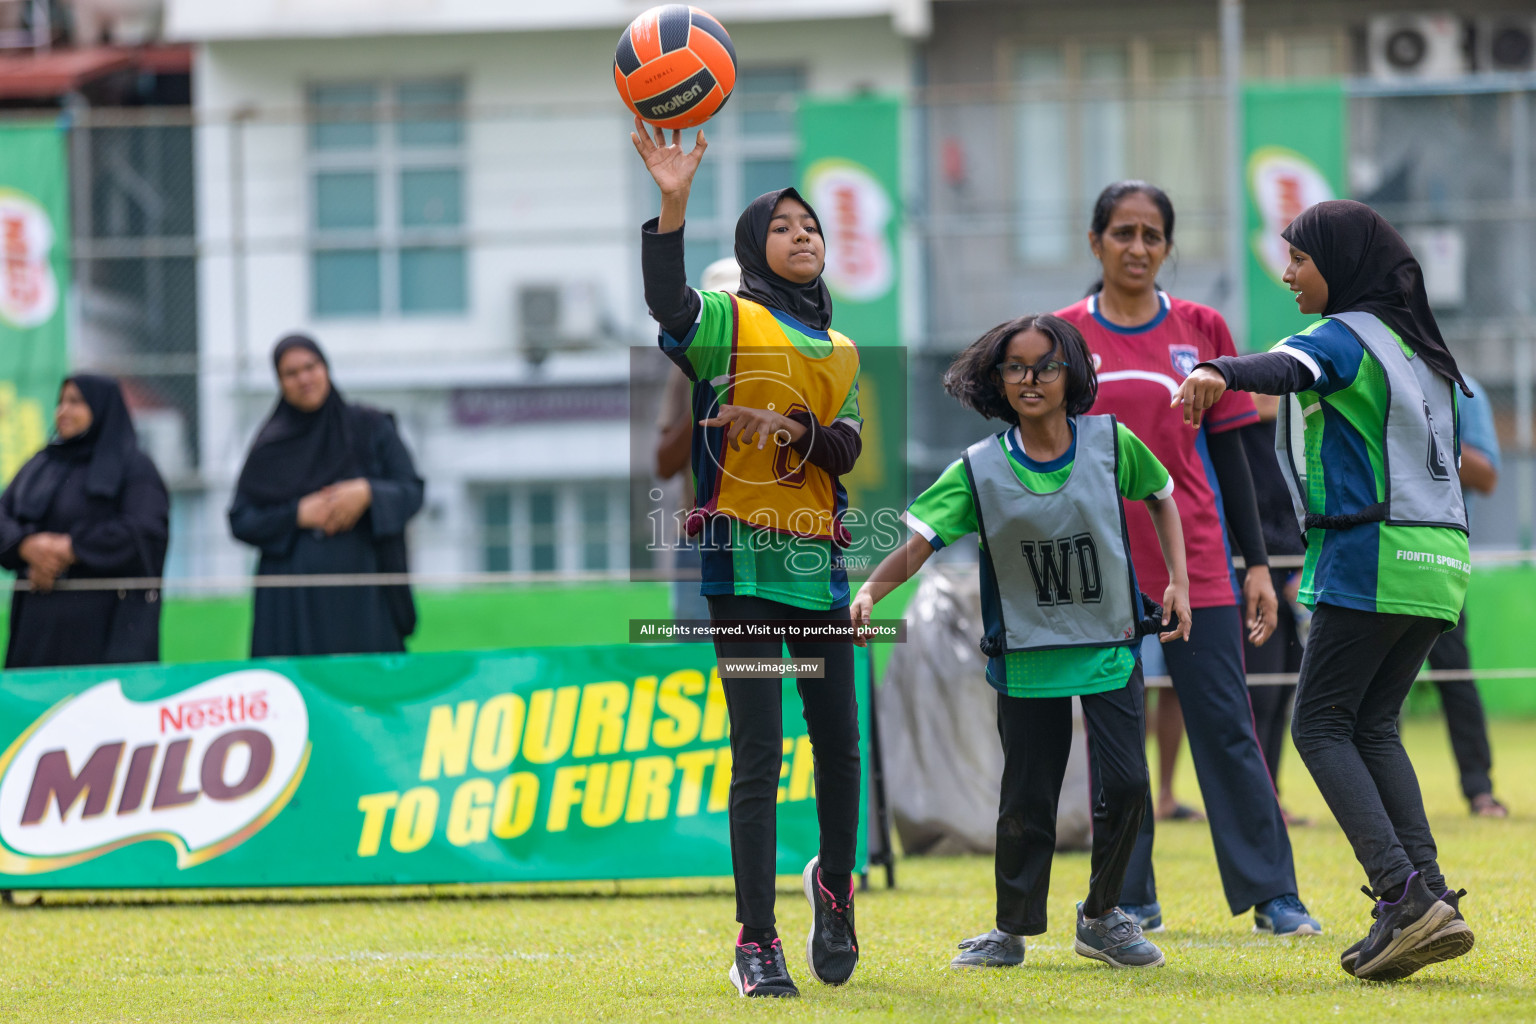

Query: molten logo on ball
[0,670,311,873]
[643,75,711,119]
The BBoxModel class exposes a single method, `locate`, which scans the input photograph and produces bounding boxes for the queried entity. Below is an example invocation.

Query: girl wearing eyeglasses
[851,312,1189,971]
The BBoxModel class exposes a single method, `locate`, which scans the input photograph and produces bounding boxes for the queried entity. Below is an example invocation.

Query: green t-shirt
[1272,318,1469,625]
[904,420,1172,698]
[662,290,862,611]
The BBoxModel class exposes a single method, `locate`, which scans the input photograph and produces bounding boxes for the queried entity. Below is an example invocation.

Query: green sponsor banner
[0,122,70,484]
[1243,83,1345,352]
[0,644,870,887]
[797,96,907,576]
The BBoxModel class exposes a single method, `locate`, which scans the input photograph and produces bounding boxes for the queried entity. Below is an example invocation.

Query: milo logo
[804,158,894,303]
[1247,146,1335,284]
[0,670,310,873]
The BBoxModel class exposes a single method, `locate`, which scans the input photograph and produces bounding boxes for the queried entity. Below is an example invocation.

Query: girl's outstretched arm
[635,116,707,338]
[850,532,935,646]
[1144,494,1192,642]
[1173,354,1315,427]
[631,115,706,231]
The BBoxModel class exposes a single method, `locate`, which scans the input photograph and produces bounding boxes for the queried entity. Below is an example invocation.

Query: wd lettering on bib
[963,416,1139,654]
[1019,534,1103,606]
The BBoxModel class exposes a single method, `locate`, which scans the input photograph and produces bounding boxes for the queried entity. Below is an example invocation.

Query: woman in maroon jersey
[1054,180,1319,936]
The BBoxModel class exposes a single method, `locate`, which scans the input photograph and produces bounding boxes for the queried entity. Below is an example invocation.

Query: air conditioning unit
[1476,17,1536,72]
[516,281,606,364]
[1367,14,1468,81]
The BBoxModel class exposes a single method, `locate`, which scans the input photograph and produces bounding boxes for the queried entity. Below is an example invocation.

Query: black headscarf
[235,334,363,505]
[1281,200,1468,394]
[733,187,834,331]
[10,374,138,522]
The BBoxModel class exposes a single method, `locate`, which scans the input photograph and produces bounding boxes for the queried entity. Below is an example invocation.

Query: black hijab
[235,334,363,505]
[1282,200,1468,395]
[733,187,834,331]
[10,374,138,522]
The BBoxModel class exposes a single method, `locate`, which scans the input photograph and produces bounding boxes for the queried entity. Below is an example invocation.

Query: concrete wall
[168,0,929,41]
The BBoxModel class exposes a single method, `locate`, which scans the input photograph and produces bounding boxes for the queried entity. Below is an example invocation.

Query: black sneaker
[1351,872,1457,980]
[950,929,1026,968]
[1342,886,1474,981]
[730,935,799,998]
[802,856,859,985]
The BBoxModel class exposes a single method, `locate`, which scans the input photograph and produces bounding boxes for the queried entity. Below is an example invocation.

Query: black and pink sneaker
[802,856,859,985]
[730,934,799,998]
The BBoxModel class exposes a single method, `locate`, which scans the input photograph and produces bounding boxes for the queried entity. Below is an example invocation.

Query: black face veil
[1281,200,1468,395]
[732,187,834,331]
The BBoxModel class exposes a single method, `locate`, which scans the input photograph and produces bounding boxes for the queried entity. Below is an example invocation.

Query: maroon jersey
[1057,292,1259,608]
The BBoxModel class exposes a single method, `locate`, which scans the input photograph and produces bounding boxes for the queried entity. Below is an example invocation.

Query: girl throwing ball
[633,117,864,998]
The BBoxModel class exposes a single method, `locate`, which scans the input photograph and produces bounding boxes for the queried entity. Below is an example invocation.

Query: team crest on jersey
[1169,345,1199,377]
[1091,352,1103,371]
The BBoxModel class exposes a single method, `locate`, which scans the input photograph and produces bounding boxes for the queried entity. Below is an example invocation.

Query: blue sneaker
[1117,901,1164,933]
[1254,893,1323,936]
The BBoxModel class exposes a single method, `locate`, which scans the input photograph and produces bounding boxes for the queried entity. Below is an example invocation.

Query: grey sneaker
[1074,903,1166,968]
[949,929,1025,968]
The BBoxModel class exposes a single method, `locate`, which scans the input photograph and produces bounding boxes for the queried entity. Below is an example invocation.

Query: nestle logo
[0,671,310,871]
[159,692,269,734]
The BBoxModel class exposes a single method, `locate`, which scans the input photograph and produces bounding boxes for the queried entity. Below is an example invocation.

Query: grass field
[0,718,1531,1022]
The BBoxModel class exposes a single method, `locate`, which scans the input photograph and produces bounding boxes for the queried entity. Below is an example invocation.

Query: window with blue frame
[309,80,468,317]
[478,481,626,574]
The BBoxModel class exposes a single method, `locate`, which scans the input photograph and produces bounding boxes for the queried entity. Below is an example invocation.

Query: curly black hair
[943,313,1098,421]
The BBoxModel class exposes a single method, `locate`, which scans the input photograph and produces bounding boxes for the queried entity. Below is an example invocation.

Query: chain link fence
[907,79,1536,548]
[54,81,1536,590]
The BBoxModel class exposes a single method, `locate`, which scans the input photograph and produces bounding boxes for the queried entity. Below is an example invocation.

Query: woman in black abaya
[230,334,424,657]
[0,375,169,668]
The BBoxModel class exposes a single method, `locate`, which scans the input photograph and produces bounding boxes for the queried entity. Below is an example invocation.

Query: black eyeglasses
[996,357,1069,385]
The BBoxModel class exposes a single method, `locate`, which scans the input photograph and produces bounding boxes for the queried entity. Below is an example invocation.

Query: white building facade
[167,0,926,581]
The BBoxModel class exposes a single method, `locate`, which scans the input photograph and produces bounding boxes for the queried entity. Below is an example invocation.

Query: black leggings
[1291,603,1447,896]
[995,666,1149,935]
[709,594,861,929]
